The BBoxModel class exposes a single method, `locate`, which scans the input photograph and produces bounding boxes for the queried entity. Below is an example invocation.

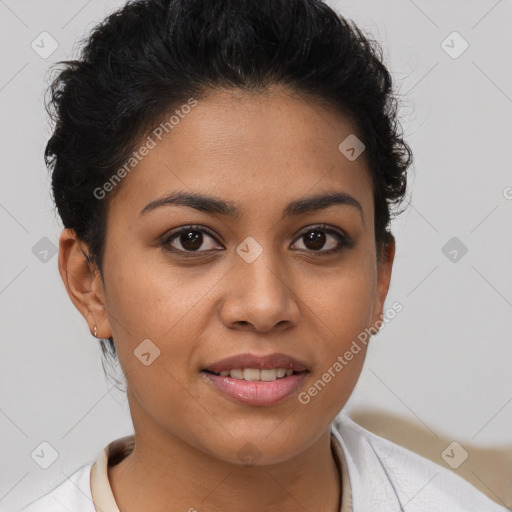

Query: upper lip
[203,352,309,373]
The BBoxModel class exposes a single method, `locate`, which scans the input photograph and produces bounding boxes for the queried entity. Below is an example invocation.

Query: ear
[370,236,396,334]
[58,228,112,339]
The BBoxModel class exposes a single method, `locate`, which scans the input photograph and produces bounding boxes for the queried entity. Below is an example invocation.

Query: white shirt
[14,413,507,512]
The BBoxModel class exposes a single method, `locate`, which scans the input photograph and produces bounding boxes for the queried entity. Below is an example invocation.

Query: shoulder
[14,461,95,512]
[331,413,508,512]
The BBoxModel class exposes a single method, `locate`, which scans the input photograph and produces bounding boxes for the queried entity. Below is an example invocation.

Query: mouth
[200,352,310,406]
[202,368,306,381]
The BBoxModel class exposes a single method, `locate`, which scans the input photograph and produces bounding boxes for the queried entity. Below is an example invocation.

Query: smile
[201,369,309,406]
[205,368,297,381]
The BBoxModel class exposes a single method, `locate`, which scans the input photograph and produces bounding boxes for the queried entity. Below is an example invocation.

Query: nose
[219,248,301,333]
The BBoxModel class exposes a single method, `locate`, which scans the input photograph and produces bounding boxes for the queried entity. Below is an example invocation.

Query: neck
[107,425,341,512]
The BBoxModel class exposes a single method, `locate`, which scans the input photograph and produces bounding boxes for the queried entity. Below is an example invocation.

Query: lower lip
[201,371,308,406]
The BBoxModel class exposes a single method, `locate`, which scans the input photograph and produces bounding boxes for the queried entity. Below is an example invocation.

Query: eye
[291,224,351,255]
[161,224,352,256]
[161,225,223,253]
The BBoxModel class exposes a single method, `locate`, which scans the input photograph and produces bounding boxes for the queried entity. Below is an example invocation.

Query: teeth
[243,368,261,381]
[260,369,277,381]
[214,368,296,381]
[230,369,244,379]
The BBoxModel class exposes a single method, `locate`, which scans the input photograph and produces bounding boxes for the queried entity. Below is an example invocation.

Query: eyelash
[161,224,351,256]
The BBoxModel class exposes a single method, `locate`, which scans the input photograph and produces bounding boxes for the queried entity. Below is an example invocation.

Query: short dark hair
[45,0,412,361]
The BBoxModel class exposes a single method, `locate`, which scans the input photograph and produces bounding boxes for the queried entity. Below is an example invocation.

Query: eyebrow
[139,190,364,223]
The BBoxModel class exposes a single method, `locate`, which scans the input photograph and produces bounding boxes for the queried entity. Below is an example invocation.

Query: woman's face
[75,87,393,465]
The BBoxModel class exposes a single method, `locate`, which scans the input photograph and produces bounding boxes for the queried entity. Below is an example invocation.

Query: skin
[59,86,395,512]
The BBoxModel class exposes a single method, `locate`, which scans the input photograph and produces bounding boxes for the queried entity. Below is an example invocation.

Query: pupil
[304,230,325,250]
[178,230,327,252]
[181,230,202,251]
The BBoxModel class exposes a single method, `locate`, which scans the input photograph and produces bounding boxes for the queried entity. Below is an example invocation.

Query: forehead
[108,87,373,221]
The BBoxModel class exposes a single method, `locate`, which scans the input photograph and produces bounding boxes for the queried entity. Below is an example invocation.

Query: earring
[93,325,98,338]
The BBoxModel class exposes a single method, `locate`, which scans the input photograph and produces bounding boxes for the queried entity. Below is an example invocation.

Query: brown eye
[291,225,351,255]
[303,230,327,250]
[162,226,222,253]
[178,230,203,251]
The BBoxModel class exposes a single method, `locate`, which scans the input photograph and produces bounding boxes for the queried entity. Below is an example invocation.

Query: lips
[201,352,310,406]
[202,352,309,374]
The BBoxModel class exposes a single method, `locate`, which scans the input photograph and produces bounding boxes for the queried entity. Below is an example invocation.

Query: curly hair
[45,0,413,361]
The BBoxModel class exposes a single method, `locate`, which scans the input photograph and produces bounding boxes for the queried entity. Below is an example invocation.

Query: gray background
[1,0,511,509]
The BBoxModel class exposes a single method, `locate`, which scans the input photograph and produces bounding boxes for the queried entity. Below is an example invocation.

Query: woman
[18,0,507,510]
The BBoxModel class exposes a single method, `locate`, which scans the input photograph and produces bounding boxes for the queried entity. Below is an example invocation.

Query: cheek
[101,248,228,408]
[103,247,214,341]
[101,255,213,435]
[298,253,376,402]
[307,253,377,339]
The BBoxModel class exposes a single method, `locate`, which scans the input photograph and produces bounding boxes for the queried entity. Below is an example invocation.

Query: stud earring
[93,325,98,338]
